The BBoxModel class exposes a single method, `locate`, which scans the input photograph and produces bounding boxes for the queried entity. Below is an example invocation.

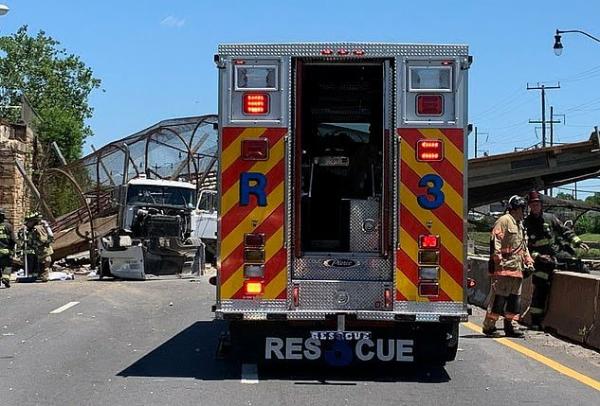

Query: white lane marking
[50,301,80,314]
[241,363,259,384]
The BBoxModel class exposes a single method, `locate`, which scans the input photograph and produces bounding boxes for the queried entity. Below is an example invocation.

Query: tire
[445,322,459,362]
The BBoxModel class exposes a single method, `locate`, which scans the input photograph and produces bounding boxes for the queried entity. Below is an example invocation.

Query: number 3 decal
[417,174,445,209]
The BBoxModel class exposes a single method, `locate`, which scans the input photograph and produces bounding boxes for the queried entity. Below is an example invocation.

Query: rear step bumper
[216,308,468,322]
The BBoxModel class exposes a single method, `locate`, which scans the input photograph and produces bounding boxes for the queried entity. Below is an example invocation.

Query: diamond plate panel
[293,254,392,280]
[220,299,287,312]
[348,198,380,252]
[218,43,468,57]
[394,301,466,314]
[295,280,391,311]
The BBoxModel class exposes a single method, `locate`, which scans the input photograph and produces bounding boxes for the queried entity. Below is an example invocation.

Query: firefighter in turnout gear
[483,195,535,337]
[19,212,54,282]
[524,190,590,329]
[0,208,16,288]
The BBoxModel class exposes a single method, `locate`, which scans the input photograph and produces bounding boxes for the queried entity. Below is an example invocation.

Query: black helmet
[507,195,526,211]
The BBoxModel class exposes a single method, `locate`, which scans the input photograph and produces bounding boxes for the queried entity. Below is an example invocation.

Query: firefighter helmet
[527,190,542,203]
[25,211,42,221]
[507,195,526,211]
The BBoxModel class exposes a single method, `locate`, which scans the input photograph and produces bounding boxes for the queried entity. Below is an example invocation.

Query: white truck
[98,176,204,279]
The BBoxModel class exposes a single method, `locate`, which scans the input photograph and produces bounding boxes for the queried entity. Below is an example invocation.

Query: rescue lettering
[240,172,267,206]
[264,337,414,362]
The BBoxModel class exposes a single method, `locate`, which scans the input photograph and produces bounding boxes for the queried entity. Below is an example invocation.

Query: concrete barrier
[543,272,600,346]
[467,256,534,317]
[467,256,491,308]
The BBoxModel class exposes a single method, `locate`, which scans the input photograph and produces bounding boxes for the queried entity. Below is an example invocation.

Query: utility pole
[527,83,560,147]
[474,127,478,158]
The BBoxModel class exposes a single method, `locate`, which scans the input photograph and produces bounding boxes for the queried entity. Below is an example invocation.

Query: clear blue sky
[2,1,599,197]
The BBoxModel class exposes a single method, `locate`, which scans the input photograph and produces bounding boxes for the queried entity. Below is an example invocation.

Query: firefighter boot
[1,277,9,288]
[482,316,498,336]
[504,319,524,338]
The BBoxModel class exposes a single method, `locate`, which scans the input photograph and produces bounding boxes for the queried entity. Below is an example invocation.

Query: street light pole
[554,29,600,56]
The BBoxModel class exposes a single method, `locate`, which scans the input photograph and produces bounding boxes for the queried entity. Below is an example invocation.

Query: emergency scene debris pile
[2,2,600,405]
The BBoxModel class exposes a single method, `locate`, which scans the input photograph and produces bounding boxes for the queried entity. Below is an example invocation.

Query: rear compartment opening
[296,62,386,254]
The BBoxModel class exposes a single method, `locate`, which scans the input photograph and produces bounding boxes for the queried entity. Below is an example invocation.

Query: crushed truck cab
[214,43,470,364]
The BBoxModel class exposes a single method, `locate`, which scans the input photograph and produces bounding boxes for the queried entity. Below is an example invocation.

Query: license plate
[309,330,372,341]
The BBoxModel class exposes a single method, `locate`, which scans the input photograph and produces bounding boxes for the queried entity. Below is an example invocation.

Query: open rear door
[291,59,394,309]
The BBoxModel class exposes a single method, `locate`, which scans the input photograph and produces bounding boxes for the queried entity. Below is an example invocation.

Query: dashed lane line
[241,363,259,384]
[462,321,600,392]
[49,301,80,314]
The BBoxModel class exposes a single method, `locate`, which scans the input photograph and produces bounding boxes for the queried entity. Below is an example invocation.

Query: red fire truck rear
[213,43,471,365]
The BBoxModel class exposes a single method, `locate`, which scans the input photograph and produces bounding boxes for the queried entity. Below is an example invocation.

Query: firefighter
[20,212,54,282]
[0,208,16,288]
[483,195,535,337]
[524,190,589,328]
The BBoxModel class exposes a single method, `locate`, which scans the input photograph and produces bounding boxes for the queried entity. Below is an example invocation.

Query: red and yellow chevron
[219,127,287,300]
[396,128,465,302]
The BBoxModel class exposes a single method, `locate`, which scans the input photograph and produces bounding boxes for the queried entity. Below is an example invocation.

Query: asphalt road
[1,276,599,406]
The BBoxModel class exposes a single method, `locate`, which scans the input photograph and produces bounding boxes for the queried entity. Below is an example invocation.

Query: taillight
[244,248,265,262]
[244,233,266,247]
[293,284,299,307]
[419,234,439,249]
[416,139,443,162]
[384,288,393,308]
[241,139,269,161]
[418,266,439,280]
[416,94,443,116]
[419,282,439,297]
[244,280,263,295]
[243,93,269,115]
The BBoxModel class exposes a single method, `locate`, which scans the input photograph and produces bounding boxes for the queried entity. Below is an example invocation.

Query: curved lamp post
[554,29,600,56]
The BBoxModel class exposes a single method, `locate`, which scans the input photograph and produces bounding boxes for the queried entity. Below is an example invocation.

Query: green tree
[555,192,575,200]
[0,25,101,161]
[585,192,600,206]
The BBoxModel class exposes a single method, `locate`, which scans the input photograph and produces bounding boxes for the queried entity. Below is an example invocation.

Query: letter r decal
[240,172,267,206]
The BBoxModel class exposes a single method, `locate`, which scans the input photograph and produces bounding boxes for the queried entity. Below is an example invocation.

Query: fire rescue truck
[212,43,471,364]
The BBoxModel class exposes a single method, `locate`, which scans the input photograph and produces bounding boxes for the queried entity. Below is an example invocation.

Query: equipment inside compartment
[298,63,384,253]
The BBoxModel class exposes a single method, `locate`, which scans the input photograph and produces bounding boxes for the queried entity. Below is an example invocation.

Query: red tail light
[416,139,444,162]
[419,282,439,297]
[384,288,393,308]
[243,93,269,115]
[293,284,299,307]
[244,233,266,247]
[416,94,443,116]
[241,139,269,161]
[419,234,439,248]
[244,280,263,295]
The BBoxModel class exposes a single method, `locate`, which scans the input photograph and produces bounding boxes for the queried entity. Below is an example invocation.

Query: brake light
[416,94,443,116]
[244,233,266,247]
[244,280,263,295]
[419,282,439,297]
[416,139,443,162]
[241,139,269,161]
[243,93,269,115]
[419,234,439,249]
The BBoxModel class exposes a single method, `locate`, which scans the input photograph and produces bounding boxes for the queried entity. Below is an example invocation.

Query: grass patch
[579,233,600,242]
